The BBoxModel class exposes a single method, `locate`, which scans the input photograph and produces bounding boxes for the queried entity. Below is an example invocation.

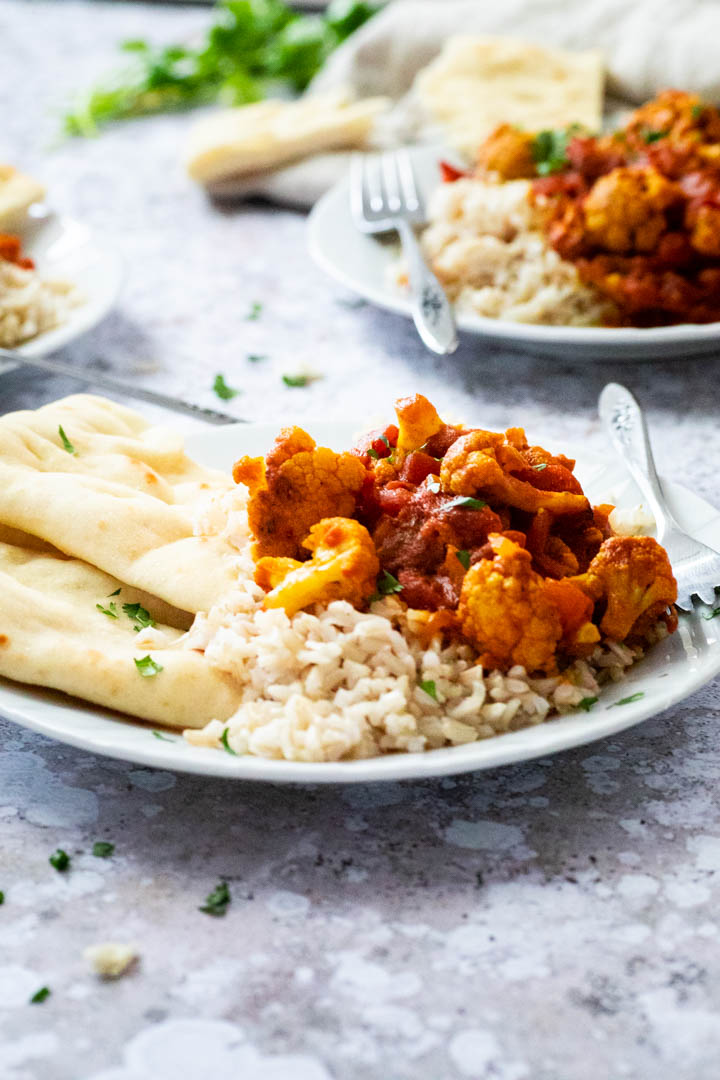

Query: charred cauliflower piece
[458,534,562,674]
[570,536,677,640]
[440,430,588,516]
[233,427,366,559]
[255,517,379,616]
[395,394,444,454]
[582,167,680,253]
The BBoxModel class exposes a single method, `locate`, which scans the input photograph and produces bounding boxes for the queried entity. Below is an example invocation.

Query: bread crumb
[84,943,139,979]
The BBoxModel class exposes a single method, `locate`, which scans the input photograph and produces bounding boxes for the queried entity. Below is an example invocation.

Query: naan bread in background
[0,541,240,728]
[415,36,604,157]
[0,395,241,615]
[0,164,45,231]
[186,92,389,187]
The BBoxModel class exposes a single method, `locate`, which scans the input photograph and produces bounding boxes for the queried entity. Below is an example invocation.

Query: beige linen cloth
[227,0,720,207]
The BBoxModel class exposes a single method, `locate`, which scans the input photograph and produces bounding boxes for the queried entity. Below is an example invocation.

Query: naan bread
[415,35,604,157]
[0,542,240,728]
[186,92,389,185]
[0,165,45,231]
[0,395,241,614]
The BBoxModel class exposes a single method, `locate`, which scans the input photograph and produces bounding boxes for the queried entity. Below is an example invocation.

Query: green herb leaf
[0,890,4,905]
[108,588,121,597]
[213,373,241,401]
[49,849,70,872]
[246,301,263,321]
[532,463,548,471]
[152,730,174,742]
[702,607,720,620]
[376,570,403,596]
[609,692,645,708]
[456,549,471,570]
[96,601,119,619]
[220,728,238,755]
[122,602,155,632]
[367,448,379,460]
[643,129,669,144]
[577,696,598,712]
[446,495,487,510]
[532,127,577,176]
[246,354,267,363]
[282,373,314,387]
[134,655,163,678]
[419,679,438,701]
[30,987,50,1004]
[92,841,115,858]
[691,103,705,120]
[199,879,231,916]
[58,425,76,455]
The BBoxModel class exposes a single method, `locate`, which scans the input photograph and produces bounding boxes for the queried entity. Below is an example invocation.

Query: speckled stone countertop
[2,3,720,1078]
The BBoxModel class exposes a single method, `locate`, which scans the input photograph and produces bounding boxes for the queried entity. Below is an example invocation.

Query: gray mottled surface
[2,3,720,1078]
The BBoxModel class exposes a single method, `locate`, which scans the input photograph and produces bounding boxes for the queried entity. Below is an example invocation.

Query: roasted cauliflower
[570,536,677,640]
[475,124,537,181]
[582,166,680,253]
[234,427,366,559]
[458,534,562,674]
[395,394,444,454]
[255,517,379,616]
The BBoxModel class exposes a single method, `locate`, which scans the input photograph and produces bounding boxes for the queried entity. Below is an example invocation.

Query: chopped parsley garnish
[0,890,4,905]
[213,373,241,401]
[220,728,237,756]
[702,607,720,620]
[367,448,379,460]
[246,301,263,321]
[108,588,121,597]
[609,692,645,708]
[30,987,50,1004]
[152,730,174,742]
[577,696,598,712]
[532,463,548,471]
[134,655,163,677]
[374,570,403,599]
[456,549,471,570]
[532,127,578,176]
[49,849,70,872]
[692,104,705,120]
[419,679,438,701]
[122,602,155,632]
[246,354,267,363]
[96,601,119,619]
[92,841,115,858]
[282,374,311,387]
[199,880,231,916]
[427,479,441,493]
[643,129,669,144]
[446,495,487,510]
[58,425,76,455]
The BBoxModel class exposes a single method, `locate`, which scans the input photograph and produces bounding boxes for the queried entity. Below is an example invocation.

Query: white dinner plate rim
[1,420,718,783]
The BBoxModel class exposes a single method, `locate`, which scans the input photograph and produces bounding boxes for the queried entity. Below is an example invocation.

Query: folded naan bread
[0,542,240,728]
[0,395,242,614]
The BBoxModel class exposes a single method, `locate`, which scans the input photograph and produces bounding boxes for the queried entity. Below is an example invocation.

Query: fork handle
[598,382,684,544]
[397,220,458,356]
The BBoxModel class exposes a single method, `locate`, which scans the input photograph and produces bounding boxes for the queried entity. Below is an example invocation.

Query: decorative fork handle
[396,220,458,356]
[598,382,685,545]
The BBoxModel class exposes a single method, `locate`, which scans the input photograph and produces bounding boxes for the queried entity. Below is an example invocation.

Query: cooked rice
[183,491,655,763]
[0,258,80,347]
[398,177,615,326]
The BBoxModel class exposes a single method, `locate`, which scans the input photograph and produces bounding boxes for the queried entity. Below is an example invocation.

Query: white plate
[0,206,123,373]
[1,421,719,783]
[308,146,720,361]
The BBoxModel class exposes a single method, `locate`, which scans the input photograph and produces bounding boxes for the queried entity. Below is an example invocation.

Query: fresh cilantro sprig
[123,602,155,632]
[608,692,645,708]
[92,841,115,858]
[134,655,163,677]
[369,569,403,603]
[49,849,71,872]
[58,425,76,455]
[30,987,51,1004]
[213,374,241,401]
[200,880,231,916]
[419,679,438,701]
[96,602,119,619]
[532,126,582,176]
[577,696,598,712]
[456,549,471,570]
[446,495,487,510]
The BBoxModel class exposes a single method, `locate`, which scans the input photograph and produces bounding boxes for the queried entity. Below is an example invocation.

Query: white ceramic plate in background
[308,145,720,361]
[0,421,718,782]
[0,206,123,375]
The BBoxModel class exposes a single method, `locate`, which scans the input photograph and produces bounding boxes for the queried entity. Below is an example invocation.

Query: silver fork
[599,382,720,613]
[351,150,458,355]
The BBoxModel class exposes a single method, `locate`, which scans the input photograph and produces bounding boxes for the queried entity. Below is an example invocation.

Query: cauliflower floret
[255,517,379,616]
[458,534,562,674]
[233,427,366,559]
[582,166,680,253]
[440,430,588,516]
[475,124,537,180]
[395,394,444,454]
[570,536,677,640]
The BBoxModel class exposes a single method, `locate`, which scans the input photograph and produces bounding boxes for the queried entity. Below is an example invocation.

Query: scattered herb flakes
[282,373,321,388]
[30,987,50,1005]
[532,463,548,471]
[532,128,572,176]
[92,841,115,858]
[246,354,267,363]
[220,728,238,756]
[456,549,471,570]
[446,495,487,510]
[367,448,379,460]
[692,103,705,120]
[122,602,155,632]
[134,655,163,678]
[96,601,119,619]
[643,128,669,144]
[419,679,438,701]
[152,730,174,742]
[213,373,241,401]
[49,849,71,872]
[199,880,231,916]
[609,692,645,708]
[427,479,441,494]
[245,301,263,321]
[577,696,599,713]
[107,588,121,597]
[0,891,4,905]
[376,570,403,597]
[702,607,720,620]
[58,425,76,455]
